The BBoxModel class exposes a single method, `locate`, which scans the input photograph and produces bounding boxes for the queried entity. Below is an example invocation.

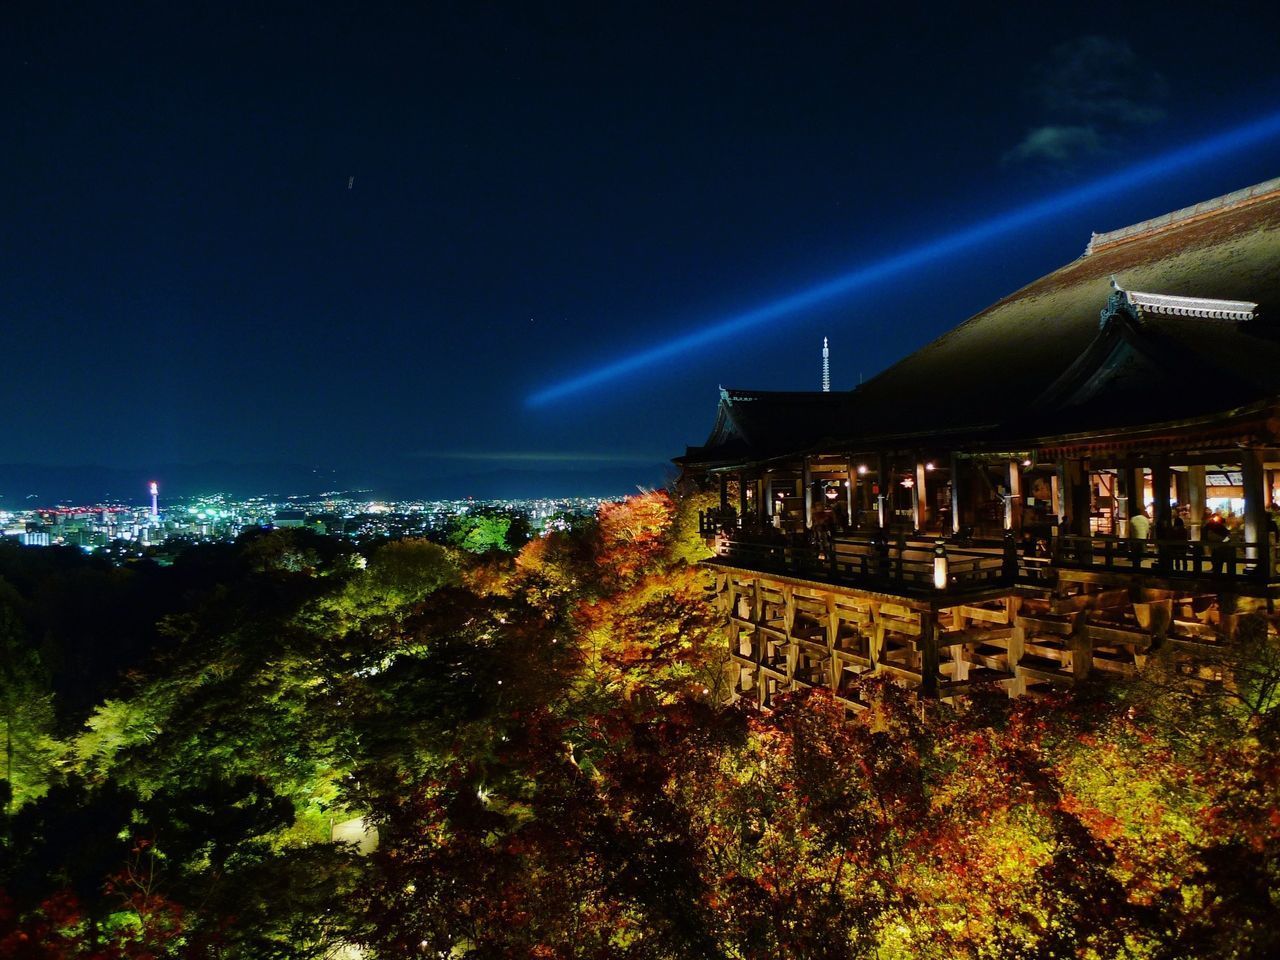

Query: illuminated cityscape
[0,486,616,559]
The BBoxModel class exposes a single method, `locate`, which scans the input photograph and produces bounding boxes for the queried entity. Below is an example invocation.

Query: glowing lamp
[857,464,868,475]
[1022,458,1032,467]
[925,462,935,471]
[933,541,949,590]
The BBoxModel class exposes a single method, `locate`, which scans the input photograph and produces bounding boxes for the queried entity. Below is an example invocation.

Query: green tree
[447,507,532,554]
[0,579,60,817]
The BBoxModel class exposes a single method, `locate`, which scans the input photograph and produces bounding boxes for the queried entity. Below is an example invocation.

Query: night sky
[6,2,1280,498]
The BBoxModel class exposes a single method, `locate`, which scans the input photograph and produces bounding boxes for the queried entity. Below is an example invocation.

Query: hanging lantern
[933,540,949,590]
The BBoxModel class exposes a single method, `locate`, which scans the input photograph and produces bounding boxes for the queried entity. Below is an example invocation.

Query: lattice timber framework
[714,569,1266,708]
[680,176,1280,707]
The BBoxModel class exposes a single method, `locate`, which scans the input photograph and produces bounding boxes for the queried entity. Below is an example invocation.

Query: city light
[528,110,1280,407]
[1,491,618,557]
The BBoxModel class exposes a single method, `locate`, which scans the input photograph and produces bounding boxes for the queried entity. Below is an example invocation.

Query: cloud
[1003,125,1105,165]
[1035,36,1168,126]
[1005,36,1167,167]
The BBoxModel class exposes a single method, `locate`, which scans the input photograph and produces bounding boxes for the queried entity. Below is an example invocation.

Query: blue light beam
[528,110,1280,407]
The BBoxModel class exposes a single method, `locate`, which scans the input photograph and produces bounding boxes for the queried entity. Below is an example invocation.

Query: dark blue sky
[6,2,1280,495]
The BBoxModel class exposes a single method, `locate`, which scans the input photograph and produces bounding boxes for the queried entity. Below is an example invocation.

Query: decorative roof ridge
[1107,277,1257,322]
[719,387,846,402]
[1084,175,1280,256]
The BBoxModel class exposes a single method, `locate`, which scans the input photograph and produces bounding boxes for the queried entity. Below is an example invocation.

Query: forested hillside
[2,491,1278,958]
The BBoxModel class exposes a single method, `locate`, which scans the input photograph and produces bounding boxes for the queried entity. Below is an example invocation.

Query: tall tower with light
[821,337,831,392]
[149,481,159,521]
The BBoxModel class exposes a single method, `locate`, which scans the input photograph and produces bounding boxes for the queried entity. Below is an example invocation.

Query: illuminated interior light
[933,542,949,590]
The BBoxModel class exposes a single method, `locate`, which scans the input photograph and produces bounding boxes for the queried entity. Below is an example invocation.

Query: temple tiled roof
[677,388,854,466]
[682,176,1280,466]
[834,178,1280,441]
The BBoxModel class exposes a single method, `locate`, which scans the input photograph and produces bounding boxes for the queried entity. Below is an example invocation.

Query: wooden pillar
[803,459,813,529]
[1114,465,1130,537]
[869,601,885,667]
[756,477,767,527]
[1188,464,1206,540]
[949,452,962,535]
[718,474,729,513]
[1006,460,1023,532]
[914,460,929,531]
[1065,459,1090,537]
[738,472,748,522]
[1242,448,1267,565]
[950,605,970,685]
[1050,466,1064,523]
[876,453,889,528]
[1152,455,1173,535]
[1174,469,1189,512]
[1069,609,1092,681]
[919,609,939,698]
[1116,465,1143,538]
[826,596,841,693]
[1006,596,1025,698]
[846,463,855,530]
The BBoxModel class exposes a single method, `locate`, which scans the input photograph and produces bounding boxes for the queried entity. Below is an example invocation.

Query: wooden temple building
[677,176,1280,707]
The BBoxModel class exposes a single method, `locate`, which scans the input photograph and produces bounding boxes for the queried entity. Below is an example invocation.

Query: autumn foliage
[3,493,1280,957]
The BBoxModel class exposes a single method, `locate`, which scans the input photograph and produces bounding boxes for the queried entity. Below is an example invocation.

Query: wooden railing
[1052,535,1275,581]
[712,531,1017,596]
[705,522,1280,592]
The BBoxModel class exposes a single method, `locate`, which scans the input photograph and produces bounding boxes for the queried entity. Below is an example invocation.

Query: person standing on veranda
[1128,506,1151,567]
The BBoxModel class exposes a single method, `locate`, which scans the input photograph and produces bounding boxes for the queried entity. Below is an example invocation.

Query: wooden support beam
[1086,624,1152,648]
[1242,448,1268,568]
[957,604,1012,624]
[1187,464,1206,540]
[803,459,815,529]
[1152,455,1173,538]
[827,595,841,692]
[914,460,929,531]
[846,465,855,532]
[1006,460,1023,532]
[950,452,962,535]
[1119,466,1144,537]
[1006,596,1026,698]
[1068,610,1093,681]
[876,453,889,528]
[1066,459,1090,537]
[919,609,939,698]
[937,626,1015,647]
[1016,614,1073,636]
[869,601,885,667]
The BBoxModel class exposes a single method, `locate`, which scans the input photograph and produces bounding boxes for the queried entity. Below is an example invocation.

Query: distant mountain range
[0,461,673,506]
